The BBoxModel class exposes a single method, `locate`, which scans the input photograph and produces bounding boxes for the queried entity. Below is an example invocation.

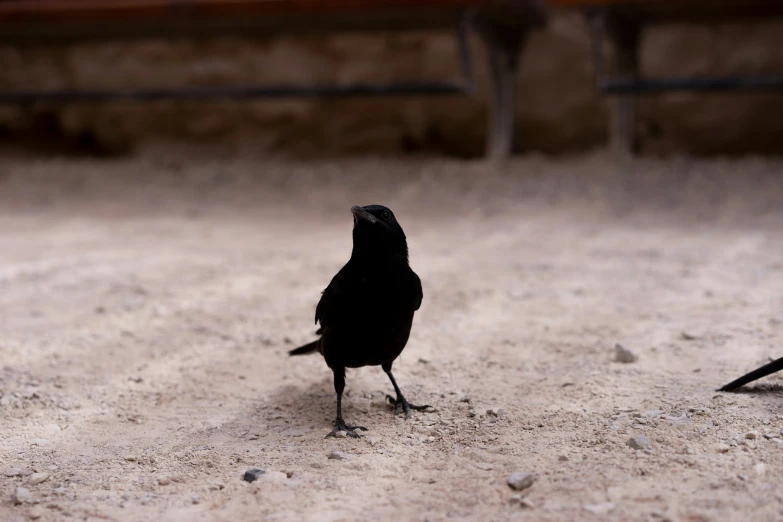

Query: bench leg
[607,22,641,156]
[479,27,528,162]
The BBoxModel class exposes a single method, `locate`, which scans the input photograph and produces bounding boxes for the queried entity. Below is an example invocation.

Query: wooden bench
[0,0,548,159]
[548,0,783,155]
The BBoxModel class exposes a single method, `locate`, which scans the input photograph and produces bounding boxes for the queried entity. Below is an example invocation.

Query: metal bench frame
[581,1,783,155]
[0,1,547,159]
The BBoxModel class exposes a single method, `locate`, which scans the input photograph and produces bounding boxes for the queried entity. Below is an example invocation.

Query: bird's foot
[325,419,368,439]
[386,395,432,419]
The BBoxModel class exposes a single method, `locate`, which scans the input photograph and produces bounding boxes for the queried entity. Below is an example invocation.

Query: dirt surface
[1,153,783,522]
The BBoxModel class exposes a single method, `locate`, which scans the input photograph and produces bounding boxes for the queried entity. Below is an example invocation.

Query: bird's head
[350,205,409,263]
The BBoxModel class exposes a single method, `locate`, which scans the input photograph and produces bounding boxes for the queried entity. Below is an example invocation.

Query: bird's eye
[381,210,391,220]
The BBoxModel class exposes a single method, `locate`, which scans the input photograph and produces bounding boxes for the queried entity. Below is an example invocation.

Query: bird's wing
[412,270,423,311]
[315,262,352,328]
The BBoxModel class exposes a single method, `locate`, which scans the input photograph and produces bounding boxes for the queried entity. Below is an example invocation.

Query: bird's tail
[288,340,319,356]
[719,356,783,391]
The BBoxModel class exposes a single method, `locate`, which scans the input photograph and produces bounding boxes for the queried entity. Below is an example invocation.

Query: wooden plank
[547,0,783,21]
[0,0,497,23]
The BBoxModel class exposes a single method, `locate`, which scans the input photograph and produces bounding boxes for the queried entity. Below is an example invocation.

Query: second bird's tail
[288,340,319,356]
[719,355,783,391]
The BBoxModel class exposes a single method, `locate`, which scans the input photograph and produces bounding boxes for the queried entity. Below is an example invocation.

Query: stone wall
[0,12,782,156]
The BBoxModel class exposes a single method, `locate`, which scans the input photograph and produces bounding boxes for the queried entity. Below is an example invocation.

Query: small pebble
[650,509,673,522]
[475,462,493,470]
[715,444,730,453]
[745,431,759,440]
[28,473,49,485]
[584,502,616,515]
[157,477,171,486]
[242,468,265,483]
[754,463,767,476]
[558,455,568,462]
[191,495,200,504]
[124,455,138,462]
[29,439,49,447]
[681,330,703,341]
[770,438,783,445]
[328,450,352,461]
[12,487,32,504]
[333,431,348,439]
[509,495,535,508]
[507,472,535,491]
[366,436,379,446]
[627,435,651,450]
[614,344,638,363]
[5,468,32,477]
[27,506,44,520]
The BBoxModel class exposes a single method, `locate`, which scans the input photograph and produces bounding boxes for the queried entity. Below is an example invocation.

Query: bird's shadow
[242,377,395,437]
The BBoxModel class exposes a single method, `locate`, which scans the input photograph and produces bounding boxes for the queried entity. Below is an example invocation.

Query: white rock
[259,471,288,482]
[520,498,536,509]
[584,502,616,515]
[627,435,651,450]
[29,473,49,485]
[328,450,352,461]
[614,344,638,363]
[507,472,535,491]
[12,487,32,504]
[5,468,32,477]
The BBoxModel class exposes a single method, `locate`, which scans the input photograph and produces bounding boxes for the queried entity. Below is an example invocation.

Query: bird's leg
[383,362,431,419]
[326,367,367,438]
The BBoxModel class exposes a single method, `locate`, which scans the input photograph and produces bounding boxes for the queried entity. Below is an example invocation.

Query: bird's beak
[350,206,378,224]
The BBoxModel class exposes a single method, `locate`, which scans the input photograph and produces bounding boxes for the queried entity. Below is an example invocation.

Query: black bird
[718,356,783,391]
[289,204,430,438]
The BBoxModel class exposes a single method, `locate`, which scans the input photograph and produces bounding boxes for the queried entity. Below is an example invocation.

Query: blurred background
[0,0,781,158]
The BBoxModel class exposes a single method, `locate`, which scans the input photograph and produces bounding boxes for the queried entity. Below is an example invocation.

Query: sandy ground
[1,152,783,522]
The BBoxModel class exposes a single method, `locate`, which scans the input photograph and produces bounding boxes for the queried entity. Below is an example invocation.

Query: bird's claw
[325,421,368,439]
[385,394,432,418]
